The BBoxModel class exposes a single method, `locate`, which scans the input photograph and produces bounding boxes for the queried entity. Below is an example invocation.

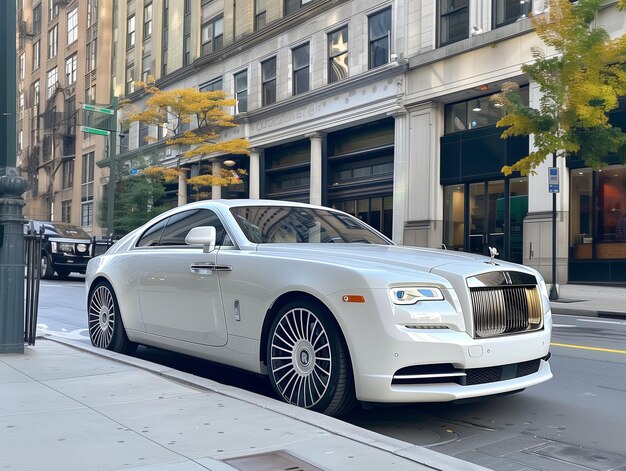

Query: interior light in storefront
[223,160,236,167]
[472,102,482,112]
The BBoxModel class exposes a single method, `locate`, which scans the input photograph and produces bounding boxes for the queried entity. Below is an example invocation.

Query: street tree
[124,79,249,201]
[492,0,626,175]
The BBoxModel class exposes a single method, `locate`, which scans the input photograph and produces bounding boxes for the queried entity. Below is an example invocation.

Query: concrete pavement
[1,283,624,471]
[0,338,488,471]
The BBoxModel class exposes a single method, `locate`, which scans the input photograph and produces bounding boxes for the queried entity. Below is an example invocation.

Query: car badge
[488,246,499,265]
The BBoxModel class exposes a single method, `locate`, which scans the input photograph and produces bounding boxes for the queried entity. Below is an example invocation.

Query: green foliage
[492,0,626,175]
[99,175,170,235]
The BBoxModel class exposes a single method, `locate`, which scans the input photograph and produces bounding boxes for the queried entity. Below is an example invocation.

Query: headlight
[57,243,74,253]
[389,286,445,305]
[51,241,57,252]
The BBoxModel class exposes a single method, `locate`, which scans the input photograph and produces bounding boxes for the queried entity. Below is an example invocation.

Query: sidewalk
[550,284,626,318]
[0,338,487,471]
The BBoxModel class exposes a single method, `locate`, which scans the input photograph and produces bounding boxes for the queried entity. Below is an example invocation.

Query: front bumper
[324,287,553,403]
[51,254,90,272]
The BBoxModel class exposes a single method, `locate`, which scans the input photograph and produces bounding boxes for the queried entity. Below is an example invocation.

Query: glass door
[468,182,486,254]
[487,180,506,256]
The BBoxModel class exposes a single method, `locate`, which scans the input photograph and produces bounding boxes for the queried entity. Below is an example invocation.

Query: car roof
[177,199,331,211]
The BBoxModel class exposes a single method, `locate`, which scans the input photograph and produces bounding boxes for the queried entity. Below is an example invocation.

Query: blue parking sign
[548,167,559,193]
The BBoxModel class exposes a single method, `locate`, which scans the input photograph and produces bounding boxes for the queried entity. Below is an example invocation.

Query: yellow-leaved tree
[492,0,626,175]
[124,79,250,202]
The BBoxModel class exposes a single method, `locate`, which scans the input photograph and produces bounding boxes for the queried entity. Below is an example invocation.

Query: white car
[86,200,552,416]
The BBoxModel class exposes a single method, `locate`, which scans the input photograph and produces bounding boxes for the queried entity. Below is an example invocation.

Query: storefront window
[443,185,464,250]
[570,166,626,260]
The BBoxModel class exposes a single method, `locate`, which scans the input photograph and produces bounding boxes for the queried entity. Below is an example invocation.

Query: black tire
[87,280,138,354]
[41,254,54,279]
[266,300,356,417]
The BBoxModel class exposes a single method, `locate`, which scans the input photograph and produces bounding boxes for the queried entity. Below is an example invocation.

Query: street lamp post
[1,1,29,353]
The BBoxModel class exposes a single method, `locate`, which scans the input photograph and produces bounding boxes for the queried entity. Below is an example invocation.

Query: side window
[159,209,230,246]
[136,218,168,247]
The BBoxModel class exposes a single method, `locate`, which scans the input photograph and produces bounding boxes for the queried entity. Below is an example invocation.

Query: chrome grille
[470,285,543,338]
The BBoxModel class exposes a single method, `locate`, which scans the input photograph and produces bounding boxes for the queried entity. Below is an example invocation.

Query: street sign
[548,167,559,193]
[82,104,114,115]
[80,126,110,136]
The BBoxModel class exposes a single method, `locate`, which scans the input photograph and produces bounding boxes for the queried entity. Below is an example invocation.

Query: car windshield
[230,206,392,245]
[40,222,90,239]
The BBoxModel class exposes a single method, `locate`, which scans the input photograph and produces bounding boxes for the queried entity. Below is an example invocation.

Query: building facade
[112,0,626,284]
[17,0,113,235]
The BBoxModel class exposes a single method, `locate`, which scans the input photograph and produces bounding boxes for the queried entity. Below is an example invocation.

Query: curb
[44,335,489,471]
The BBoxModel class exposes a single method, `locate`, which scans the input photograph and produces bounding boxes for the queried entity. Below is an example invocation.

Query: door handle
[190,263,232,275]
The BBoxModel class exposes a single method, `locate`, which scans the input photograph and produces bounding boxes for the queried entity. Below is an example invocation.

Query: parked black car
[27,221,93,279]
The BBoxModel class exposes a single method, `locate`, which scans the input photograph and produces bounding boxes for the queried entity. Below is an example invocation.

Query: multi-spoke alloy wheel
[88,284,116,348]
[87,281,137,354]
[267,301,355,416]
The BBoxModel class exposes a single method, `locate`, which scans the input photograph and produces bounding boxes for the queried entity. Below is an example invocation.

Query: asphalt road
[37,277,626,471]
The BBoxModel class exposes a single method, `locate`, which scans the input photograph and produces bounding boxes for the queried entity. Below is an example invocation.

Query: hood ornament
[488,246,499,265]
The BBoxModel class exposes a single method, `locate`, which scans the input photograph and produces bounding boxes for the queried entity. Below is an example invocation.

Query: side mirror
[185,226,216,253]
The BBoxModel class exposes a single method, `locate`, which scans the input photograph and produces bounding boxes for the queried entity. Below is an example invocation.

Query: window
[32,80,40,107]
[126,65,135,95]
[144,3,153,38]
[200,78,223,92]
[234,70,248,113]
[255,0,266,30]
[85,84,96,105]
[183,1,191,65]
[67,8,78,44]
[328,26,348,83]
[439,0,469,46]
[32,3,41,35]
[494,0,531,28]
[62,160,74,189]
[201,16,224,56]
[444,87,528,134]
[47,67,58,98]
[292,43,309,95]
[127,15,136,49]
[19,92,25,110]
[87,0,97,28]
[65,54,78,85]
[136,218,168,247]
[285,0,303,16]
[49,1,58,21]
[18,130,23,151]
[19,54,25,81]
[32,41,40,70]
[369,8,391,69]
[48,25,58,58]
[81,152,95,227]
[61,201,72,223]
[159,209,230,246]
[162,0,169,76]
[139,123,149,147]
[86,39,97,71]
[261,57,277,106]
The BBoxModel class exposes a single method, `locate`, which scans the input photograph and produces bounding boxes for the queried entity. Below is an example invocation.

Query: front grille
[392,359,542,386]
[470,285,543,338]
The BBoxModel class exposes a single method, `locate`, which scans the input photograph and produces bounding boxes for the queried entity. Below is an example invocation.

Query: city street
[37,277,626,470]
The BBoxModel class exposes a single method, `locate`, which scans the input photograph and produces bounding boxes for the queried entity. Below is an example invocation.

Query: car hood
[253,244,533,283]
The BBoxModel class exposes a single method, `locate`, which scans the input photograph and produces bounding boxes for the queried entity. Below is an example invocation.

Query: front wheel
[41,254,54,279]
[267,301,356,416]
[88,280,137,354]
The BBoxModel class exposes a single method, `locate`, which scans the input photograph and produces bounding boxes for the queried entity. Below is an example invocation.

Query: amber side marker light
[342,295,365,303]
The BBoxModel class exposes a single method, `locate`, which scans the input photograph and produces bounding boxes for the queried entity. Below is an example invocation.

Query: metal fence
[24,225,43,345]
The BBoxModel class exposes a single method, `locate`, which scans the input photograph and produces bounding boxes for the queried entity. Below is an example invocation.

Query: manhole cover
[224,450,323,471]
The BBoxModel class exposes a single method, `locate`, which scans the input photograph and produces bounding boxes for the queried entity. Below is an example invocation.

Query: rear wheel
[267,300,356,416]
[88,280,137,354]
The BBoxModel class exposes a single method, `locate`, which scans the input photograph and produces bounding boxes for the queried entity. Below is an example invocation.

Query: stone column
[178,167,188,206]
[212,160,222,200]
[389,108,408,244]
[306,132,324,206]
[248,148,260,199]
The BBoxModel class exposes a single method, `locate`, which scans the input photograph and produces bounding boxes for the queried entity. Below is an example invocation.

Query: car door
[137,209,231,346]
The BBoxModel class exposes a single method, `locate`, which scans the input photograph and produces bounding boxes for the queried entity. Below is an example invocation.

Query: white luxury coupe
[86,200,552,416]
